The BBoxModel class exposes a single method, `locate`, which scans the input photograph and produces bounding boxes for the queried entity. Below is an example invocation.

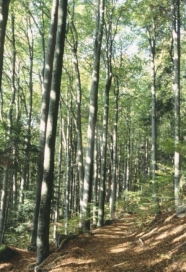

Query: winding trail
[1,212,186,271]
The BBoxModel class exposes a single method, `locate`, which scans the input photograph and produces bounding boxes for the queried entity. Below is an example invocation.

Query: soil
[1,211,186,271]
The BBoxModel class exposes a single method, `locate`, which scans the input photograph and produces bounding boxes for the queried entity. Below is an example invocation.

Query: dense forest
[0,0,185,266]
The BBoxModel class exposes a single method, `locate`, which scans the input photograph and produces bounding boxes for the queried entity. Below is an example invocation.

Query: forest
[0,0,185,270]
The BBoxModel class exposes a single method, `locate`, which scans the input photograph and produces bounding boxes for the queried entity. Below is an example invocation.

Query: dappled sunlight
[155,231,169,240]
[0,263,13,270]
[172,232,186,243]
[138,227,158,239]
[109,242,130,253]
[6,212,186,271]
[168,224,185,235]
[157,224,172,232]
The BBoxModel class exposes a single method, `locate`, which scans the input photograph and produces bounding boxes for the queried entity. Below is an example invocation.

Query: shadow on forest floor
[1,211,186,271]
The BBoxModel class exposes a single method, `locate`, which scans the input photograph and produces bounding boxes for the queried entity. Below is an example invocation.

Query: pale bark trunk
[81,0,105,229]
[110,77,119,218]
[19,16,34,212]
[97,7,113,226]
[31,0,59,248]
[93,129,98,226]
[171,0,180,212]
[67,19,84,222]
[53,105,62,242]
[147,19,160,215]
[36,0,67,264]
[70,21,84,209]
[64,109,71,235]
[98,66,112,227]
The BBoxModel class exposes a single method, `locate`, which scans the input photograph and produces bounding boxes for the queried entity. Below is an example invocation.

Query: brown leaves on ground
[1,211,186,271]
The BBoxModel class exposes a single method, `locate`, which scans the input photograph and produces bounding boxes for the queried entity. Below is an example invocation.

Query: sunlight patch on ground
[136,231,145,237]
[157,224,172,232]
[139,227,158,239]
[109,242,129,253]
[51,257,95,272]
[149,240,162,247]
[168,225,184,235]
[172,232,186,243]
[95,233,121,238]
[155,231,169,240]
[113,261,129,267]
[0,263,12,270]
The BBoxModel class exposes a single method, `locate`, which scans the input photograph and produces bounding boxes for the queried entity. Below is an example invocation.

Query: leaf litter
[1,211,186,271]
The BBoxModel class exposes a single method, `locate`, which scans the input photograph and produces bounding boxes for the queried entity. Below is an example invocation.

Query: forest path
[1,212,186,271]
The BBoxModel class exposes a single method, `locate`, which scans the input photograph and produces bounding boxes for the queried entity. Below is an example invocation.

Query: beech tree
[0,0,10,120]
[36,0,68,264]
[171,0,181,213]
[0,0,186,262]
[80,0,105,229]
[31,0,58,248]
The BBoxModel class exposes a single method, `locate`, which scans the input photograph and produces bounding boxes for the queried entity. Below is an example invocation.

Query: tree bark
[81,0,105,230]
[109,77,119,219]
[31,0,59,248]
[36,0,68,264]
[171,0,180,213]
[146,18,160,215]
[0,0,10,120]
[0,166,9,243]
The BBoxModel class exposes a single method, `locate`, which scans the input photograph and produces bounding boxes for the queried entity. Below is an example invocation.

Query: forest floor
[1,211,186,271]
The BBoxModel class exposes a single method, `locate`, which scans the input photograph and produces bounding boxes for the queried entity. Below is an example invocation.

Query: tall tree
[80,0,105,229]
[36,0,68,264]
[110,76,119,218]
[30,0,58,248]
[171,0,180,212]
[146,16,160,214]
[0,0,10,120]
[97,1,114,227]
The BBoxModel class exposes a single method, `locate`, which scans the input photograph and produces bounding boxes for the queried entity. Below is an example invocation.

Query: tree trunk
[93,128,98,226]
[81,0,105,230]
[0,166,9,243]
[110,77,119,219]
[53,104,63,243]
[36,0,68,264]
[69,20,84,223]
[97,5,113,226]
[64,107,71,235]
[0,0,10,120]
[147,19,160,215]
[171,0,180,213]
[30,0,59,248]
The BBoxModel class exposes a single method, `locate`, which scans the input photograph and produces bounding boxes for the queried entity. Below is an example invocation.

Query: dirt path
[1,212,186,271]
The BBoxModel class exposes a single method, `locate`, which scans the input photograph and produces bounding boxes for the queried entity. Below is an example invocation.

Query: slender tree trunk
[81,0,105,230]
[19,16,34,212]
[171,0,180,212]
[110,77,119,218]
[36,0,68,264]
[70,20,84,222]
[64,107,71,235]
[98,66,112,227]
[0,0,10,120]
[92,128,98,226]
[53,104,62,243]
[97,5,113,226]
[125,106,131,192]
[30,0,59,248]
[147,19,160,215]
[0,166,9,243]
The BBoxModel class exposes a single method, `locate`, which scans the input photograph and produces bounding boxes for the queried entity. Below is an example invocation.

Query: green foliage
[118,167,175,226]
